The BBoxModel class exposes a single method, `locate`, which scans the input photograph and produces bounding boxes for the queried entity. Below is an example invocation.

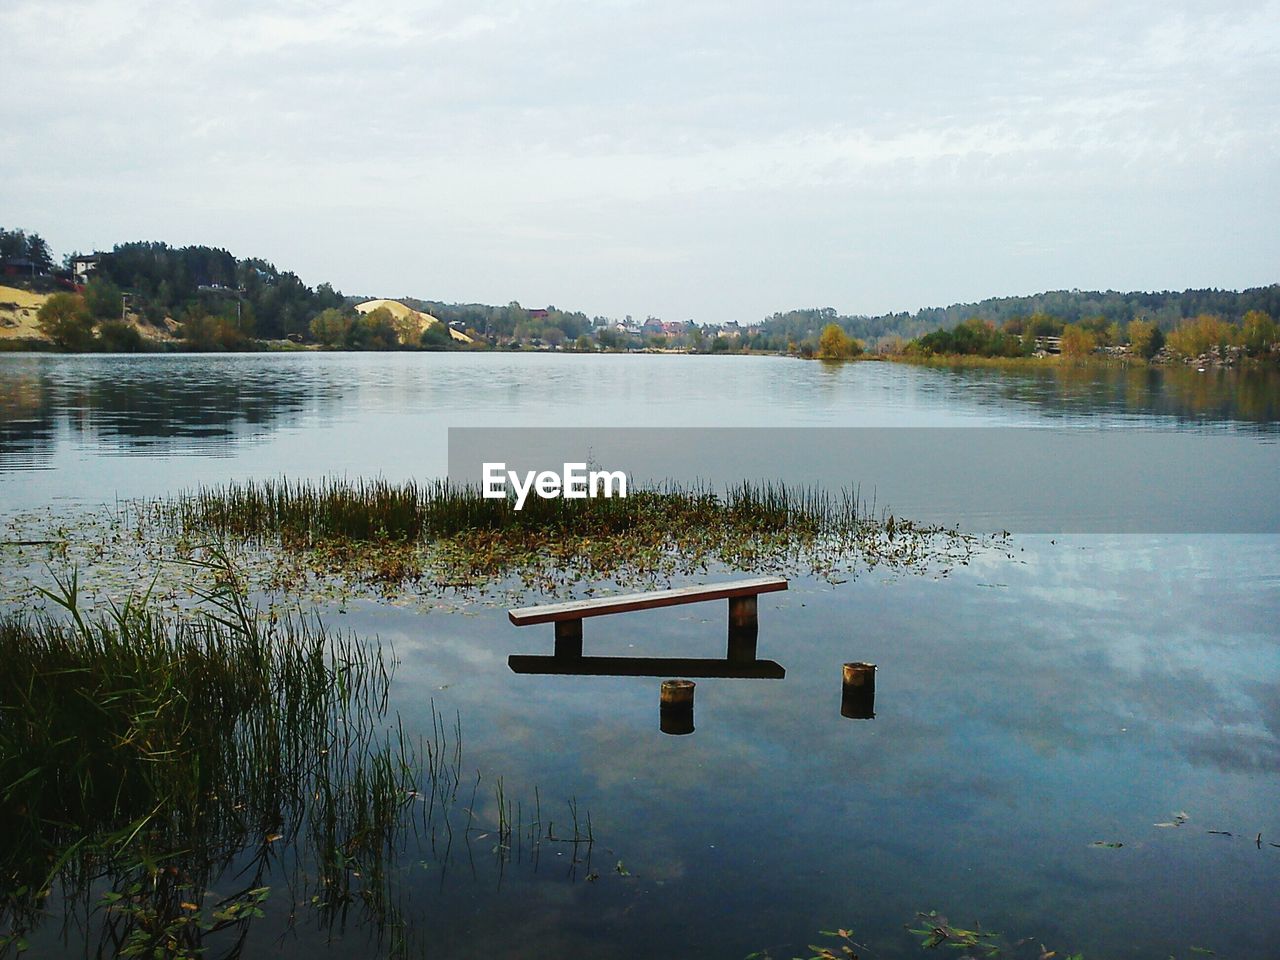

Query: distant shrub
[96,320,145,353]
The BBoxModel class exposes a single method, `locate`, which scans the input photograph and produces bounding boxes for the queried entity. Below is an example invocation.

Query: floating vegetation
[130,478,993,603]
[0,553,594,958]
[748,913,1097,960]
[908,911,1004,955]
[0,479,1002,613]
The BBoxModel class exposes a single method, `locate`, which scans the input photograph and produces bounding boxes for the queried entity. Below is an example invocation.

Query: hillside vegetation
[3,224,1275,356]
[756,285,1280,353]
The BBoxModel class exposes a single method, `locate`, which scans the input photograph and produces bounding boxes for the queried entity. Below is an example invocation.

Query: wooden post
[554,619,583,658]
[659,679,695,735]
[728,594,758,629]
[727,594,759,662]
[840,662,876,719]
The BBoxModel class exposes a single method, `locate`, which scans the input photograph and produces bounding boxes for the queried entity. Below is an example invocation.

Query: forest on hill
[755,285,1280,352]
[3,225,1276,355]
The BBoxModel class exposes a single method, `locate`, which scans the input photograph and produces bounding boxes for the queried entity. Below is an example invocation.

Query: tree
[180,304,247,351]
[0,228,25,261]
[419,320,452,350]
[817,323,862,360]
[26,233,54,273]
[1241,310,1277,356]
[309,308,352,347]
[1167,314,1238,358]
[37,293,95,350]
[391,310,423,347]
[347,307,398,350]
[1060,324,1098,358]
[83,277,124,320]
[1126,319,1164,359]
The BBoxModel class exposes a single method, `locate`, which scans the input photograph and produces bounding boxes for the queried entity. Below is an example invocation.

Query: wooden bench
[507,575,788,660]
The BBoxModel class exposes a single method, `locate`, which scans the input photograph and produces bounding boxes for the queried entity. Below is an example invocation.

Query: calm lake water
[2,353,1278,959]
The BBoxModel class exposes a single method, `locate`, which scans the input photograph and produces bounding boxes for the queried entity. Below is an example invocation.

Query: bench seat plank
[508,576,788,626]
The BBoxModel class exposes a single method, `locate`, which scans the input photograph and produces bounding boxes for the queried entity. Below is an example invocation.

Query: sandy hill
[0,284,49,340]
[354,299,474,344]
[0,284,178,344]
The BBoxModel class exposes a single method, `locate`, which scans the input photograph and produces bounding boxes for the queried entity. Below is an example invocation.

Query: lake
[1,352,1277,959]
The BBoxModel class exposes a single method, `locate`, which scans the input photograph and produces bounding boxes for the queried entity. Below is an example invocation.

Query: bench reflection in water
[505,655,782,736]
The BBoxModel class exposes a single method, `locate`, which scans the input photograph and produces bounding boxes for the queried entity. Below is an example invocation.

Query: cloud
[2,0,1277,319]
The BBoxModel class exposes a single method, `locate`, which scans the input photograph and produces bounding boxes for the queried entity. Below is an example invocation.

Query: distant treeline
[758,286,1280,352]
[402,298,595,346]
[892,310,1279,363]
[7,224,1278,356]
[92,242,346,342]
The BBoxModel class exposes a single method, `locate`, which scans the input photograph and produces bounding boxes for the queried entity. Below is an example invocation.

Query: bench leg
[727,595,758,662]
[554,619,583,658]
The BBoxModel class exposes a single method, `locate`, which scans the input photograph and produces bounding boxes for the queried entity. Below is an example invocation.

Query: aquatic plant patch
[0,554,596,958]
[0,479,1001,615]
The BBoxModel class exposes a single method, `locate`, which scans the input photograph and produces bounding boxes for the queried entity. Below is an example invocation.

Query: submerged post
[555,619,583,658]
[841,662,876,719]
[727,594,759,661]
[660,678,695,735]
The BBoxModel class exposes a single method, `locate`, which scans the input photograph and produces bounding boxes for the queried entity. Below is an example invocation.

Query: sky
[2,0,1278,323]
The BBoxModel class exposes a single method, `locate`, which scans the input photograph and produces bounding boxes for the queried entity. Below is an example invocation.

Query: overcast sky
[3,0,1277,323]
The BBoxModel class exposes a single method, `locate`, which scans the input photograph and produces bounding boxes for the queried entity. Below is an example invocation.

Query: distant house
[1,257,36,278]
[528,308,551,320]
[71,254,101,285]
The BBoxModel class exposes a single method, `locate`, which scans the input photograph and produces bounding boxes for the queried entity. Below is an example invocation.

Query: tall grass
[0,551,594,957]
[0,553,418,957]
[131,478,967,594]
[159,478,867,544]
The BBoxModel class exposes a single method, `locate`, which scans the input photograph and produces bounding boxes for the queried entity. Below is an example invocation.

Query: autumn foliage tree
[1241,310,1278,356]
[1166,315,1239,358]
[1060,324,1098,358]
[817,323,863,360]
[1126,319,1164,359]
[347,307,398,350]
[390,310,423,347]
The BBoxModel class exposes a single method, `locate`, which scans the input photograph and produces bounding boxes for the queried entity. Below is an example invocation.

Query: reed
[0,551,593,957]
[159,478,863,544]
[0,553,412,956]
[133,478,975,595]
